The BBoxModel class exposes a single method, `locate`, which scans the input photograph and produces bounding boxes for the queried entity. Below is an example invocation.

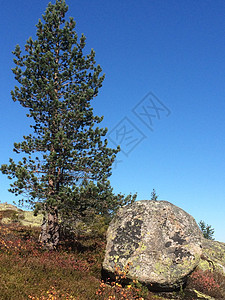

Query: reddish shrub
[188,268,223,298]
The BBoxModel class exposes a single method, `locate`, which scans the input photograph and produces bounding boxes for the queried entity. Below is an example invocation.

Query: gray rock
[188,289,216,299]
[200,238,225,275]
[102,200,203,291]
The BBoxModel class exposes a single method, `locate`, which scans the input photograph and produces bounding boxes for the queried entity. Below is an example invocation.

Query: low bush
[0,222,103,299]
[96,262,159,300]
[186,267,224,299]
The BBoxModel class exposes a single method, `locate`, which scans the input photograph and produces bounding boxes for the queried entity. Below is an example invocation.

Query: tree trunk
[39,208,60,250]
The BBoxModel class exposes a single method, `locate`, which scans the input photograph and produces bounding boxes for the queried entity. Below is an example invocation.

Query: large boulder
[102,200,203,291]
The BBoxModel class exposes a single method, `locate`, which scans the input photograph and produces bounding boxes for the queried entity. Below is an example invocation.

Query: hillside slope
[0,202,42,227]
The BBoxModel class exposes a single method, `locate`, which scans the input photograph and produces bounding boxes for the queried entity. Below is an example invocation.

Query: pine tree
[1,0,135,249]
[198,220,215,240]
[151,189,158,201]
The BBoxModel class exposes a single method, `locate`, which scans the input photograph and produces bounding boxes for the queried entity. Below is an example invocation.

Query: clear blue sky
[1,0,225,242]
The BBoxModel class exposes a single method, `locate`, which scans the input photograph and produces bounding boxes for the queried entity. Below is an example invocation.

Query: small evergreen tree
[151,189,158,201]
[198,220,215,240]
[1,0,136,249]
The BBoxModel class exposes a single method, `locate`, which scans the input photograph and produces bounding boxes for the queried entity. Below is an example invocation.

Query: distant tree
[0,0,136,249]
[151,189,158,201]
[198,220,215,240]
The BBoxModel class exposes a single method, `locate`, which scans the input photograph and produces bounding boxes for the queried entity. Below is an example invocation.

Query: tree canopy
[1,0,136,249]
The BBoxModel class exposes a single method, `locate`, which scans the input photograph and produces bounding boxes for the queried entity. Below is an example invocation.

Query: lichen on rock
[102,200,203,291]
[200,238,225,274]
